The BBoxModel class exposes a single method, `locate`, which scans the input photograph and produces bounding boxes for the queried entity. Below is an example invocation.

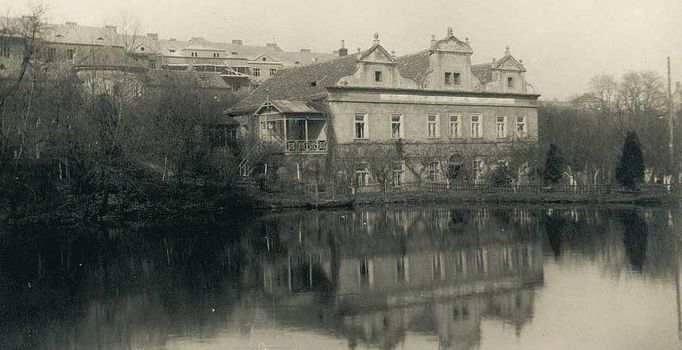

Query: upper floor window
[393,162,404,187]
[471,115,481,138]
[213,52,220,58]
[262,57,266,61]
[507,77,514,88]
[516,116,527,137]
[453,73,461,85]
[355,113,368,139]
[149,60,156,69]
[190,52,198,57]
[269,68,277,76]
[66,49,75,60]
[427,115,439,138]
[444,72,461,85]
[449,115,461,138]
[374,71,383,82]
[252,67,260,76]
[496,116,507,138]
[391,114,403,139]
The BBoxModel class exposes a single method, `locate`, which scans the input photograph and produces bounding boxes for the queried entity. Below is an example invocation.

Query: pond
[0,205,680,350]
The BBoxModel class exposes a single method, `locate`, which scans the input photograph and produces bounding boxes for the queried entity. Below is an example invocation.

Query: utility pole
[668,57,674,178]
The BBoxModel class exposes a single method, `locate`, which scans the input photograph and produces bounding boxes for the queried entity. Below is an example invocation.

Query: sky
[4,0,682,100]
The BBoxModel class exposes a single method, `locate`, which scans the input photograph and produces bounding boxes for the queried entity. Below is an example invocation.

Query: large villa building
[228,28,540,187]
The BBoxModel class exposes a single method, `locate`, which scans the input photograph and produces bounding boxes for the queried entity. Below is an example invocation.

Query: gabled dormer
[421,27,476,90]
[337,34,418,89]
[489,47,528,93]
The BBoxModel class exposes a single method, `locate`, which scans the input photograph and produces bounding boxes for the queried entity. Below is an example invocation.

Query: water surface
[1,205,680,350]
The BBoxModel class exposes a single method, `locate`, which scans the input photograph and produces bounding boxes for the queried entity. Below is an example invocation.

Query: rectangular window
[270,68,277,76]
[355,169,369,186]
[444,72,452,85]
[0,40,10,58]
[427,115,439,138]
[390,114,403,139]
[427,162,440,182]
[507,77,514,88]
[449,115,461,138]
[66,49,75,60]
[432,254,444,280]
[516,116,527,137]
[454,251,467,276]
[213,52,220,58]
[252,67,260,76]
[374,70,382,82]
[191,52,198,57]
[471,115,481,138]
[473,159,483,178]
[232,81,241,91]
[496,116,507,138]
[149,60,156,69]
[354,113,367,139]
[393,163,404,187]
[46,47,56,62]
[453,72,461,85]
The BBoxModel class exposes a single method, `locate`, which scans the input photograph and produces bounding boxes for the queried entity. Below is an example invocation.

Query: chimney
[338,40,348,57]
[147,33,158,40]
[231,39,243,45]
[300,48,311,53]
[266,42,278,48]
[65,21,77,27]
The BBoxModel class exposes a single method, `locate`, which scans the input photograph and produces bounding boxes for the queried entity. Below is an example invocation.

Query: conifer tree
[615,131,645,190]
[543,144,564,185]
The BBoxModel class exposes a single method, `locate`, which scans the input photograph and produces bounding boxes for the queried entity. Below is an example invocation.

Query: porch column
[305,119,309,142]
[283,118,288,142]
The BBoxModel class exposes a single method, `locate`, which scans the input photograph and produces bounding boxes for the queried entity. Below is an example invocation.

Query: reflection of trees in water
[540,207,678,279]
[618,210,648,272]
[0,217,248,349]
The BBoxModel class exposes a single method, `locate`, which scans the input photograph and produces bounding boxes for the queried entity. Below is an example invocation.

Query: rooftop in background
[0,17,337,67]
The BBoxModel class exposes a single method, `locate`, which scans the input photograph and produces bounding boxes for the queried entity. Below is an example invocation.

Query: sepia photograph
[0,0,681,349]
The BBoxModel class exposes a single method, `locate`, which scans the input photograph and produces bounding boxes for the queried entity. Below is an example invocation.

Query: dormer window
[140,47,145,52]
[507,77,514,88]
[374,71,383,83]
[445,72,461,85]
[213,52,220,58]
[169,49,175,53]
[453,73,461,85]
[191,52,198,57]
[262,57,266,61]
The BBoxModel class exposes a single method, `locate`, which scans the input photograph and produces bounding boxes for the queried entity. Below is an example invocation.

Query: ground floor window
[392,162,404,186]
[355,169,369,186]
[426,162,440,182]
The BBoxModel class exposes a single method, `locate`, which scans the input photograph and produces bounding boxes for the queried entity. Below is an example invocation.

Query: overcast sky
[5,0,682,100]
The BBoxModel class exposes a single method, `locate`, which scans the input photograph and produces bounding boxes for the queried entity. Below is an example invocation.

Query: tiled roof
[230,53,360,113]
[471,63,493,84]
[145,70,229,90]
[270,100,322,114]
[396,50,431,85]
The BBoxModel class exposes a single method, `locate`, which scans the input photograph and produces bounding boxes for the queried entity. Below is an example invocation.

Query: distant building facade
[0,18,335,92]
[229,28,540,186]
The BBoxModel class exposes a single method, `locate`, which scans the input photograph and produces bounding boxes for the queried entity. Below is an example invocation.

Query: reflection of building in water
[257,207,543,349]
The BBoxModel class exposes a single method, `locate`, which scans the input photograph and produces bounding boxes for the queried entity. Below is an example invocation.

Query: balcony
[285,140,328,153]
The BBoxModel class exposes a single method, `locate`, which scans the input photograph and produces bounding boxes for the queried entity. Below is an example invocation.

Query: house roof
[230,53,360,114]
[396,50,431,85]
[269,100,322,114]
[471,63,493,84]
[145,70,229,90]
